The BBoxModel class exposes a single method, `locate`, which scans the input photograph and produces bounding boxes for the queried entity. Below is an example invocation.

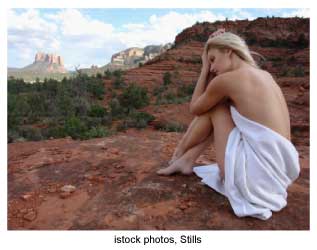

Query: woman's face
[207,48,232,75]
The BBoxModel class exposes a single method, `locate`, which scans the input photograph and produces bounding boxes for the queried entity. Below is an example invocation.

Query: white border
[1,1,315,250]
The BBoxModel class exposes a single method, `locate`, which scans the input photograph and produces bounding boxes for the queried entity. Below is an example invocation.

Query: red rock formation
[28,52,67,73]
[34,52,64,66]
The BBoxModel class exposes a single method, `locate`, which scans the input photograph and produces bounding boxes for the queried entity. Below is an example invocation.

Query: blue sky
[7,8,309,70]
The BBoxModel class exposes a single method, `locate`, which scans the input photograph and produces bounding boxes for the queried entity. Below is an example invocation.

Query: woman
[157,29,300,220]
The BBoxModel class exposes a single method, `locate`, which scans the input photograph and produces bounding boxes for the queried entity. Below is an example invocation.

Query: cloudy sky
[7,8,309,70]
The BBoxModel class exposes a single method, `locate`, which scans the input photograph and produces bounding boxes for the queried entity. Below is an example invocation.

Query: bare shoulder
[218,67,274,86]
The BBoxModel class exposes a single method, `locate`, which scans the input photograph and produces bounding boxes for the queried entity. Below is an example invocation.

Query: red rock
[21,194,32,201]
[60,185,76,193]
[59,192,72,199]
[23,210,37,221]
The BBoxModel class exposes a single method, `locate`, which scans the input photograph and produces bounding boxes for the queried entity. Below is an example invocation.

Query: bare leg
[158,102,235,179]
[157,135,213,175]
[169,111,213,164]
[169,117,199,164]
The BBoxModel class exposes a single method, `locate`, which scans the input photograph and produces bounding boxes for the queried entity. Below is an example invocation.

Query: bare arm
[190,43,215,108]
[190,75,228,115]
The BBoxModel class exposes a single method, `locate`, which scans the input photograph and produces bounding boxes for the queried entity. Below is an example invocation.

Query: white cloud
[229,8,255,20]
[7,9,60,67]
[49,9,114,36]
[122,23,145,30]
[116,10,226,48]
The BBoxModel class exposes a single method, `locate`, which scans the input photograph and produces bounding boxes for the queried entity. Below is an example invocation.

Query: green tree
[163,72,172,86]
[118,83,149,111]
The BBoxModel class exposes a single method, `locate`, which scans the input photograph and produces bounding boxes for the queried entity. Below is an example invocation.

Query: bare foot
[157,157,194,176]
[168,149,183,165]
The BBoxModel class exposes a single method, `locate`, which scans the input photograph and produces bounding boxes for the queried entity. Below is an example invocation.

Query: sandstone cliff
[110,43,172,67]
[13,52,67,74]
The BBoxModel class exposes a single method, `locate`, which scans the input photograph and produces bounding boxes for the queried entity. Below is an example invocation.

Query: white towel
[193,106,300,220]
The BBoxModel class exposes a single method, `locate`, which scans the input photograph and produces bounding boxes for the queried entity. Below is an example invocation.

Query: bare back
[227,68,291,140]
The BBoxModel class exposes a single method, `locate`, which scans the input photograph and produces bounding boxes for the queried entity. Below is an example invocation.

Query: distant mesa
[9,52,68,75]
[26,52,67,73]
[110,43,172,67]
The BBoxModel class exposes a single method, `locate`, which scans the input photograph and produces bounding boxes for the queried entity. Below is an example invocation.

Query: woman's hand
[201,28,226,77]
[201,44,210,75]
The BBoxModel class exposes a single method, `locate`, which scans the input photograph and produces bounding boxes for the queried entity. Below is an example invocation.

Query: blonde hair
[206,32,262,68]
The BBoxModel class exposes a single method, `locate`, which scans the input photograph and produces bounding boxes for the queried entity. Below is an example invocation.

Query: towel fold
[193,106,300,220]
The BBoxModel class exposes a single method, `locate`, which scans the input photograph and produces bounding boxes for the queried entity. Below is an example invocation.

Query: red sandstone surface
[8,17,309,230]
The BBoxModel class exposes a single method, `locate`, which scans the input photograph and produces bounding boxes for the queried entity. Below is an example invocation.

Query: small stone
[179,203,187,210]
[19,208,27,214]
[21,194,32,201]
[23,211,37,221]
[60,185,76,193]
[115,164,124,169]
[48,186,57,193]
[124,215,137,224]
[111,148,119,155]
[182,184,187,188]
[60,192,72,199]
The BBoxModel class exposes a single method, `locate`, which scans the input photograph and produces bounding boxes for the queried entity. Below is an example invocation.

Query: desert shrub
[88,104,107,117]
[64,116,87,139]
[154,121,186,132]
[153,85,167,96]
[280,66,305,77]
[19,126,43,141]
[104,69,112,79]
[156,91,190,105]
[163,72,172,86]
[177,83,195,97]
[118,83,149,111]
[84,126,111,139]
[8,129,20,143]
[109,98,125,119]
[87,78,105,99]
[293,66,305,77]
[41,125,67,139]
[124,111,155,129]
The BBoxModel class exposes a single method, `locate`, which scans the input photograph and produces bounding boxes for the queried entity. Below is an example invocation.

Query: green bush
[163,72,172,86]
[293,66,305,77]
[104,69,112,79]
[113,78,126,89]
[118,83,149,110]
[42,125,67,139]
[84,126,111,139]
[64,116,87,139]
[109,98,125,119]
[19,126,43,141]
[154,121,186,132]
[125,111,155,129]
[8,129,20,143]
[87,78,105,100]
[153,85,167,96]
[88,105,107,117]
[177,83,195,97]
[155,91,190,105]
